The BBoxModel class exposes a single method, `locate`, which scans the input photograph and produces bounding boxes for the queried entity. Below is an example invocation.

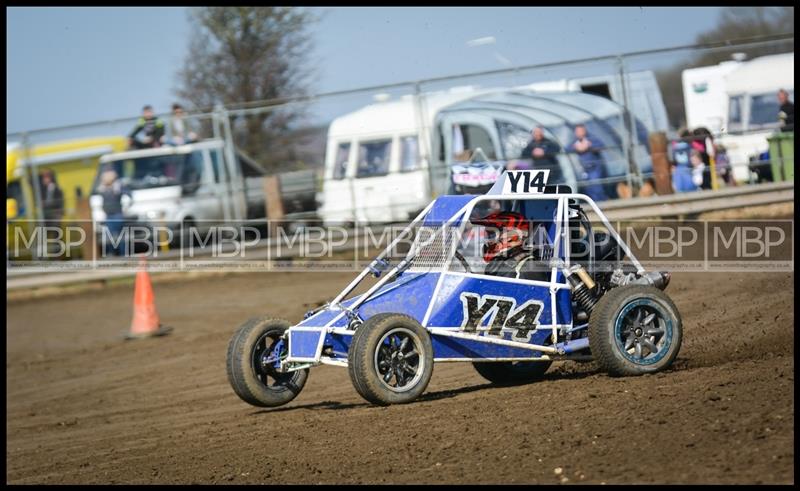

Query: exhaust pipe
[630,271,671,290]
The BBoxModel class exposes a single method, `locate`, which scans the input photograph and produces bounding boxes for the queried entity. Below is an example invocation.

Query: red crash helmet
[471,211,530,262]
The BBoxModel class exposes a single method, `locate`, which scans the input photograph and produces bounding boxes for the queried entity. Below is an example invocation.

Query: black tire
[472,360,552,386]
[347,313,433,406]
[588,285,682,377]
[226,317,308,407]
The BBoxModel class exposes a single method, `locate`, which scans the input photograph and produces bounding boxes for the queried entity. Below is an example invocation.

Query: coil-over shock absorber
[566,264,598,315]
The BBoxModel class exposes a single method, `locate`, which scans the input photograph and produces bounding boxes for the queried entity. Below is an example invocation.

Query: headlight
[146,210,167,220]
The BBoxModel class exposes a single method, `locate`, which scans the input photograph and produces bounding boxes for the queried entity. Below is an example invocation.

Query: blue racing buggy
[226,170,682,407]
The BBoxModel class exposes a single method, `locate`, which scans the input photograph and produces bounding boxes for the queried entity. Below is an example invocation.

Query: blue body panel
[355,273,439,323]
[422,195,474,227]
[426,273,568,328]
[289,329,325,359]
[288,193,587,363]
[297,272,438,328]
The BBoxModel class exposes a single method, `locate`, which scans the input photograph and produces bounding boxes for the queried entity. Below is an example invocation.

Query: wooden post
[648,132,673,195]
[74,196,98,261]
[263,175,284,237]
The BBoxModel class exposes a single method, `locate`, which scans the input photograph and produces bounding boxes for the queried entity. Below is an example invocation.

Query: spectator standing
[519,126,563,184]
[39,169,64,225]
[777,89,794,132]
[671,129,697,192]
[96,167,131,256]
[567,124,608,201]
[128,105,165,149]
[714,143,735,187]
[167,103,198,145]
[690,150,712,190]
[37,169,65,256]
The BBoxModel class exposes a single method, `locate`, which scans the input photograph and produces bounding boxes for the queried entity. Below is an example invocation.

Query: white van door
[351,137,395,223]
[434,113,503,194]
[320,141,359,224]
[182,148,225,231]
[350,135,431,223]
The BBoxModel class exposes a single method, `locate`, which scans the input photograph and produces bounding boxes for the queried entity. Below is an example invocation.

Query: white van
[682,52,794,182]
[89,139,267,244]
[318,85,657,225]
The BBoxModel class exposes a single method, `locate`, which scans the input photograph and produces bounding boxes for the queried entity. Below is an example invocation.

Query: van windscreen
[356,139,392,178]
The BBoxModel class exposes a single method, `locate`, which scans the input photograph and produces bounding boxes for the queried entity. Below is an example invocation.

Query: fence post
[617,56,641,196]
[414,81,435,201]
[219,105,244,222]
[22,132,43,261]
[263,175,284,237]
[648,132,673,195]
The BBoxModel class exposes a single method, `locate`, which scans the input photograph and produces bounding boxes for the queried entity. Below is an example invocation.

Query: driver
[471,211,550,281]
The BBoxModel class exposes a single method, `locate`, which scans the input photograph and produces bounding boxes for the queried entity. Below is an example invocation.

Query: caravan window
[180,150,205,186]
[496,121,532,160]
[356,139,392,178]
[399,136,420,172]
[454,124,497,161]
[749,93,781,128]
[333,142,350,180]
[728,95,743,128]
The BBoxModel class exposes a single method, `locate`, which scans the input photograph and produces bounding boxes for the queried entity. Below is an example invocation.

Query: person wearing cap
[128,105,165,149]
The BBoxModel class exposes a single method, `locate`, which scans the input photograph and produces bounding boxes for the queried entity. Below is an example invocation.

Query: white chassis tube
[286,192,645,368]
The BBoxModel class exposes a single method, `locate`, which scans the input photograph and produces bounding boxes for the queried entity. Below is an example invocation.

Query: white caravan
[682,52,794,182]
[318,85,657,225]
[523,70,671,136]
[682,60,743,134]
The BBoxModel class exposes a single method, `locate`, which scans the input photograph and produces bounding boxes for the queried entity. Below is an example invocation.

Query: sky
[6,6,726,136]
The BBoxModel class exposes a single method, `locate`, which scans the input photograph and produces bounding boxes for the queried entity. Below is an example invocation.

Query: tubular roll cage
[284,192,646,369]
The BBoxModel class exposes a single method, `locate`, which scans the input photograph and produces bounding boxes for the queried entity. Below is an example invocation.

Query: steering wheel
[454,250,473,273]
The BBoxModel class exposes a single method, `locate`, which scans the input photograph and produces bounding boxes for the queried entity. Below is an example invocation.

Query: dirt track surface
[6,268,794,484]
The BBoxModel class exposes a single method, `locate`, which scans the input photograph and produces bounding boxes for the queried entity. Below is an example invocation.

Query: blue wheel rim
[614,299,673,366]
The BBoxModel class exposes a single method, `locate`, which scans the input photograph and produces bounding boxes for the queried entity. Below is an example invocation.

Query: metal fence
[6,33,794,260]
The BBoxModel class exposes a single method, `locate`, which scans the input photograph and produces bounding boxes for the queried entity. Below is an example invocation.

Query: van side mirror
[182,182,200,196]
[7,198,18,219]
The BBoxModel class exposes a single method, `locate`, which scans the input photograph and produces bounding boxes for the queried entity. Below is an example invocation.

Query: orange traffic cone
[126,258,172,339]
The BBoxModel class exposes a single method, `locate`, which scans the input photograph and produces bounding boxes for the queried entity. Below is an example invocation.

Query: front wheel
[589,285,682,377]
[226,317,308,407]
[348,314,434,406]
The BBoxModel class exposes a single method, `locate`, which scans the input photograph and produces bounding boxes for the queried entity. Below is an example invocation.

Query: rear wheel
[472,360,552,385]
[589,285,682,377]
[348,314,433,406]
[226,317,308,407]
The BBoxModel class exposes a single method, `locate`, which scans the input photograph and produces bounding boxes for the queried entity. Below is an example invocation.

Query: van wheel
[348,314,433,406]
[177,217,195,248]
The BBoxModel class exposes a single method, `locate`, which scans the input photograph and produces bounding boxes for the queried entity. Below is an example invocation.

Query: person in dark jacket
[97,167,131,256]
[128,105,165,149]
[39,169,64,224]
[567,124,608,202]
[777,89,794,132]
[519,126,563,185]
[38,169,65,256]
